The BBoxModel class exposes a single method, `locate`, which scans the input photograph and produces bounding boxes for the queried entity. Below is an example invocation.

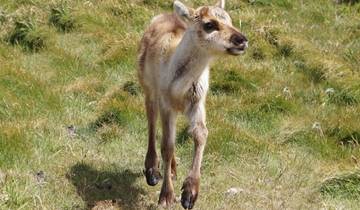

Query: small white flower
[0,191,9,202]
[283,87,292,99]
[312,122,321,129]
[84,1,93,7]
[312,122,324,137]
[225,187,244,196]
[325,88,335,95]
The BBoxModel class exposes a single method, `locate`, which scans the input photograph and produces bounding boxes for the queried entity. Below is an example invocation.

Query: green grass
[0,0,360,209]
[0,126,31,169]
[7,20,47,52]
[321,172,360,199]
[49,2,77,33]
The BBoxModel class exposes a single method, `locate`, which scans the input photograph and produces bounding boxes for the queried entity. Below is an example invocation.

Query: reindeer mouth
[226,42,248,56]
[226,47,246,55]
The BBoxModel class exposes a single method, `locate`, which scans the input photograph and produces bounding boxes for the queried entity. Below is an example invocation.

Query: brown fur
[138,13,186,71]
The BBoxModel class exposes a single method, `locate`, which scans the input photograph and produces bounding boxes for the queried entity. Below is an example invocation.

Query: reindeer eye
[203,21,218,33]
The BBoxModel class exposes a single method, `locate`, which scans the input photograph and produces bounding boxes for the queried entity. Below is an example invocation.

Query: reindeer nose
[230,34,248,46]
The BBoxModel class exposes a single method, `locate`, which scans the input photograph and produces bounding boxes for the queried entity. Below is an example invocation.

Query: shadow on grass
[67,162,147,209]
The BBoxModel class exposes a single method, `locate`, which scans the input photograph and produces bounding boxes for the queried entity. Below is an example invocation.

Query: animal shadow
[67,162,147,209]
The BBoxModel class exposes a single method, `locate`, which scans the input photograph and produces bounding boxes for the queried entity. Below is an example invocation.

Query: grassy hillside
[0,0,359,209]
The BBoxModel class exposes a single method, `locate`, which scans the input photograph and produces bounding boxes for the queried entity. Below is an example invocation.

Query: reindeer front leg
[181,102,208,209]
[158,103,177,207]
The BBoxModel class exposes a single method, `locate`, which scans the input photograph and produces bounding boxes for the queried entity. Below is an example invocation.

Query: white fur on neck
[167,29,212,101]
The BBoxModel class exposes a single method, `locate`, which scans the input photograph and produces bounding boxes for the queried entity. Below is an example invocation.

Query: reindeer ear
[216,0,225,9]
[174,1,194,22]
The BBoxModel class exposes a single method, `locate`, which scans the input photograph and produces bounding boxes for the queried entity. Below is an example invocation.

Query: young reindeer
[138,0,247,208]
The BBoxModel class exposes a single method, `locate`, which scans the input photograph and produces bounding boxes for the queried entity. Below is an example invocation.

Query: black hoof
[143,168,161,186]
[181,188,197,209]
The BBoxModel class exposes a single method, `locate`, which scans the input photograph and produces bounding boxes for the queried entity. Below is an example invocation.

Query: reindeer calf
[138,0,248,208]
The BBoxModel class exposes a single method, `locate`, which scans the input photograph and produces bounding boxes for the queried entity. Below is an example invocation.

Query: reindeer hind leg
[144,94,161,186]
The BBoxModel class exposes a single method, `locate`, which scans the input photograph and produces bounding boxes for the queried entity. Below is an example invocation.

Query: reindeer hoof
[143,168,161,186]
[158,188,176,207]
[181,191,196,209]
[181,177,199,209]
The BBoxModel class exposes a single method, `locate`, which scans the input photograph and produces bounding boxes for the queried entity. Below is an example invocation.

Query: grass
[7,20,47,52]
[49,2,77,33]
[321,172,360,199]
[0,0,360,209]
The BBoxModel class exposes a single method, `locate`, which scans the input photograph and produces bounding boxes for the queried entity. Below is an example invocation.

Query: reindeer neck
[169,29,212,97]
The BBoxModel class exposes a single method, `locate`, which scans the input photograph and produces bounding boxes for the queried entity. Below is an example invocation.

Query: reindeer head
[174,0,248,56]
